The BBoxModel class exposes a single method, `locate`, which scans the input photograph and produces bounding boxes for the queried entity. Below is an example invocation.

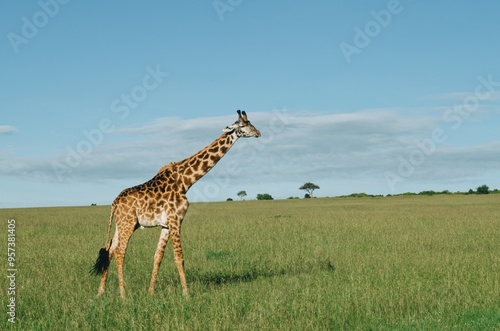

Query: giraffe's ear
[241,111,248,121]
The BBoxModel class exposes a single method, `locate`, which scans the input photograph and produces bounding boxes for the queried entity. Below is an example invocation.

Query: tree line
[229,182,321,201]
[387,185,498,197]
[227,184,498,201]
[338,185,498,198]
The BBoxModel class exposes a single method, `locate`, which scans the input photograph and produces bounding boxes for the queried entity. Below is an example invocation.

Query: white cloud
[0,125,16,134]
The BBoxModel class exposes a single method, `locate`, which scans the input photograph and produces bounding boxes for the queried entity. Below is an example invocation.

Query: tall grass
[1,195,499,330]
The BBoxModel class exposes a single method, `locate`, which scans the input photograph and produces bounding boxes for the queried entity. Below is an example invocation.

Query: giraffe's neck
[176,132,238,192]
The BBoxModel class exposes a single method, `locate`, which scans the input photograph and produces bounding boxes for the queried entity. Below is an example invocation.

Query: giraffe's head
[223,110,261,138]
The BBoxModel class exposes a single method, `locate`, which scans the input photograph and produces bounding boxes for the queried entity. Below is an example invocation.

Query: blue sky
[1,1,500,208]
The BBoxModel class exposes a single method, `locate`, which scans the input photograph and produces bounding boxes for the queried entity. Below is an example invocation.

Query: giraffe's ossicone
[91,110,260,298]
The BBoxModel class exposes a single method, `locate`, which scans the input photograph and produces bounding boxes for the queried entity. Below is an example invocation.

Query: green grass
[1,195,499,330]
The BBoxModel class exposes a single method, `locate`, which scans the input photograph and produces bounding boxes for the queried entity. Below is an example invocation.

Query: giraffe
[91,110,261,298]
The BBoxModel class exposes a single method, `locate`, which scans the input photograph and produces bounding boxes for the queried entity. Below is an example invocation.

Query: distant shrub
[256,193,273,200]
[419,190,452,196]
[338,193,383,198]
[476,185,489,194]
[349,193,371,198]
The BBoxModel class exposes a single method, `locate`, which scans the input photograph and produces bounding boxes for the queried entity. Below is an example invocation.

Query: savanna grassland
[1,195,499,330]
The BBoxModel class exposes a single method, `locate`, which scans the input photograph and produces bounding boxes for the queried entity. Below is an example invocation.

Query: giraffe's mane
[157,161,177,174]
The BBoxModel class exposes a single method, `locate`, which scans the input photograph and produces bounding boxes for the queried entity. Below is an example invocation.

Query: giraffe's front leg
[171,229,189,298]
[148,227,171,295]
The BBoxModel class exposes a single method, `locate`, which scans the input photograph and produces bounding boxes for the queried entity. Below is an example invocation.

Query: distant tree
[256,193,273,200]
[299,182,320,198]
[226,198,233,201]
[304,193,311,199]
[476,184,489,194]
[237,190,247,200]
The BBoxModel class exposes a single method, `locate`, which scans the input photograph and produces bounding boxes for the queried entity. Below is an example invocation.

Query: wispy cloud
[0,125,16,134]
[1,109,498,202]
[114,115,231,135]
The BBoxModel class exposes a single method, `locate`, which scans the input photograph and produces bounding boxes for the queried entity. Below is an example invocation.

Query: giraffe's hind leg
[148,227,171,295]
[114,221,136,299]
[97,231,118,296]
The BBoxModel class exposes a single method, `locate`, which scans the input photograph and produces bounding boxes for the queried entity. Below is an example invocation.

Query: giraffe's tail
[90,204,115,276]
[90,247,110,276]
